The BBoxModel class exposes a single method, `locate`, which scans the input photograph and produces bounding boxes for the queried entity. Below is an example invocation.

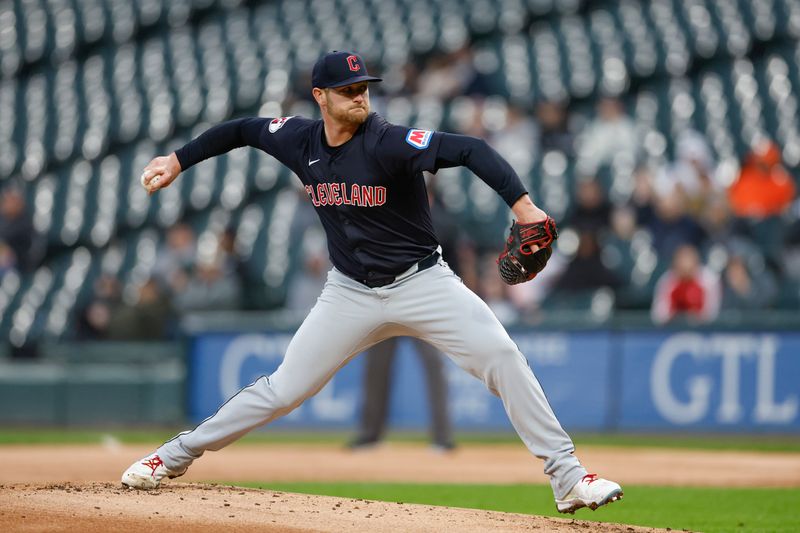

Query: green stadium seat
[3,0,799,346]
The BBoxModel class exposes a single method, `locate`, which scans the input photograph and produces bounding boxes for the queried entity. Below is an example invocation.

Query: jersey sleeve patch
[405,129,433,149]
[268,116,294,133]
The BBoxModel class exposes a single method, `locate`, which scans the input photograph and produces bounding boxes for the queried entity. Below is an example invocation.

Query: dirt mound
[1,443,798,487]
[0,482,666,533]
[2,442,794,532]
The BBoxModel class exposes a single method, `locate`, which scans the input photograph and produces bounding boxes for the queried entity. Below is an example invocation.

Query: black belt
[359,251,440,288]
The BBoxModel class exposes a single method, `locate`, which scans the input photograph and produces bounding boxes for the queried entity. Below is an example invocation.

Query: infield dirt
[2,481,663,532]
[1,442,798,532]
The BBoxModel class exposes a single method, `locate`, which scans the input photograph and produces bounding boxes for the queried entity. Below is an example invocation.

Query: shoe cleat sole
[557,490,623,514]
[593,489,623,509]
[121,473,161,491]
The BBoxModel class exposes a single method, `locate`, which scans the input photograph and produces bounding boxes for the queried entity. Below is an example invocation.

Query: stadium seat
[2,0,799,345]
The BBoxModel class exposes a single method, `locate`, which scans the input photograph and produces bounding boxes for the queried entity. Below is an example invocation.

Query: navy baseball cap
[311,51,382,89]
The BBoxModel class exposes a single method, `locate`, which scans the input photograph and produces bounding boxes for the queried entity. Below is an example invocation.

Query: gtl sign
[651,333,798,425]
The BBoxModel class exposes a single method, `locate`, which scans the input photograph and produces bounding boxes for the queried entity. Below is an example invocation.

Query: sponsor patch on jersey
[405,129,433,149]
[268,116,294,133]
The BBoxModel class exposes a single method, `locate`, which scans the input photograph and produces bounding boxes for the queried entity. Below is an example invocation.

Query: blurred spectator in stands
[728,139,796,219]
[0,240,17,280]
[173,255,242,313]
[630,164,658,228]
[107,277,174,340]
[720,253,777,311]
[153,222,197,290]
[286,228,330,314]
[383,61,421,96]
[602,206,640,284]
[604,205,660,309]
[449,96,489,138]
[566,178,612,232]
[552,228,621,293]
[784,218,800,281]
[651,244,721,324]
[417,47,477,100]
[726,140,795,269]
[216,226,247,284]
[699,195,734,248]
[576,96,638,174]
[536,99,575,156]
[649,189,706,261]
[614,204,638,238]
[489,104,539,178]
[76,274,123,340]
[427,175,468,278]
[292,69,315,105]
[0,183,37,272]
[655,129,721,217]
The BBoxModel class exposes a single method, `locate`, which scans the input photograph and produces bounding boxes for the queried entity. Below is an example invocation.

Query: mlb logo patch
[406,129,433,149]
[269,116,294,133]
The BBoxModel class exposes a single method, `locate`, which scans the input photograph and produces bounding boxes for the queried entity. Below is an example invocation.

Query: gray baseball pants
[156,257,587,499]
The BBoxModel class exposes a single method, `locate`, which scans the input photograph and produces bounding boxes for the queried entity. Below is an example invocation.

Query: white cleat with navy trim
[121,453,186,490]
[555,473,623,514]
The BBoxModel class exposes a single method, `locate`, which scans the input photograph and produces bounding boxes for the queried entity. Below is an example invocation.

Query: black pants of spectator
[353,337,454,449]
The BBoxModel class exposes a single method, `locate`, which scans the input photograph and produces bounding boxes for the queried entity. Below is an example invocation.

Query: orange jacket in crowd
[728,141,796,218]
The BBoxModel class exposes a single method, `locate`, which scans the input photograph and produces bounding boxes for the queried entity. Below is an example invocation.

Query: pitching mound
[1,482,665,533]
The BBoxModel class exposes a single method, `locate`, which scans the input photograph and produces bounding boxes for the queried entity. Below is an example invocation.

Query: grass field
[2,428,798,532]
[1,428,799,452]
[234,481,800,533]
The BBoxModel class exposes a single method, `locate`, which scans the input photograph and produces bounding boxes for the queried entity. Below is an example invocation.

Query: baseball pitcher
[123,51,622,514]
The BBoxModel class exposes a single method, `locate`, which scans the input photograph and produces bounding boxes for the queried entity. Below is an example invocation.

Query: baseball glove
[497,217,558,285]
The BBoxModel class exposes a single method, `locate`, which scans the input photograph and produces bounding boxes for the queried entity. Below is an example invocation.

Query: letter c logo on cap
[346,55,360,72]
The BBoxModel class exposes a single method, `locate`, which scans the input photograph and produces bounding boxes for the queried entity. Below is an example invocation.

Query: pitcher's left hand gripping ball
[497,217,558,284]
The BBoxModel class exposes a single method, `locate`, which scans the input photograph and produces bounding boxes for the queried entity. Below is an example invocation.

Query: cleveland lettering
[305,183,387,207]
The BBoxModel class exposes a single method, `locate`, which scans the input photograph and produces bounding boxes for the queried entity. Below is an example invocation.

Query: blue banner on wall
[619,332,800,430]
[187,330,800,432]
[187,331,612,431]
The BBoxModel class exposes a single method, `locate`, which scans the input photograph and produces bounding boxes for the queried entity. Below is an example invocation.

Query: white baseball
[141,172,160,191]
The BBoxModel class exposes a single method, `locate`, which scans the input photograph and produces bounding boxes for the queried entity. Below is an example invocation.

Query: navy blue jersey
[175,112,528,283]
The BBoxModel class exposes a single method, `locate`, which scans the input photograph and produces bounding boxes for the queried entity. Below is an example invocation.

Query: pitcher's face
[322,82,370,126]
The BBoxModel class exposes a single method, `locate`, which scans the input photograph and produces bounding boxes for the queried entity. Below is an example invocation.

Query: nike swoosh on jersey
[308,158,320,166]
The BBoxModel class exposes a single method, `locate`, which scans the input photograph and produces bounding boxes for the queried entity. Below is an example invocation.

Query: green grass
[570,433,800,453]
[0,429,178,445]
[0,428,798,453]
[229,481,800,533]
[0,429,365,445]
[0,428,796,531]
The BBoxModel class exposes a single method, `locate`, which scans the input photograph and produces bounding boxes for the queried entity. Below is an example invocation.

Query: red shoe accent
[142,455,164,477]
[582,473,598,484]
